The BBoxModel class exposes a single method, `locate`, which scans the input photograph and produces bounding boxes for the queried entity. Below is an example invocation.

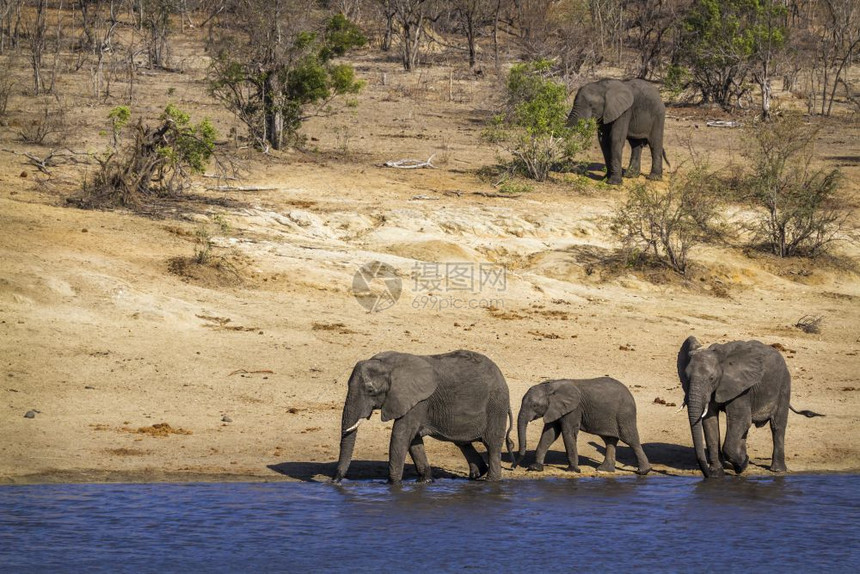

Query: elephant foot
[706,465,725,478]
[527,462,544,472]
[636,465,652,476]
[597,462,616,473]
[731,456,749,474]
[770,461,788,473]
[646,173,663,181]
[565,465,581,473]
[626,170,641,178]
[606,176,623,185]
[417,472,434,483]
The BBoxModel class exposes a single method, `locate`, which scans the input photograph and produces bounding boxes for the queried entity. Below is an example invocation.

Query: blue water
[1,475,858,572]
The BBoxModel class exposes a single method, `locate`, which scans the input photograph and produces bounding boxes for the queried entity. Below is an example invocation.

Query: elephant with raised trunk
[333,350,514,484]
[515,378,651,475]
[568,78,668,185]
[677,336,824,478]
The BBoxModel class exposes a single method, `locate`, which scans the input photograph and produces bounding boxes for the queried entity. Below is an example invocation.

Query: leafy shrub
[741,115,846,257]
[483,60,595,181]
[208,13,366,151]
[611,168,722,275]
[77,105,216,209]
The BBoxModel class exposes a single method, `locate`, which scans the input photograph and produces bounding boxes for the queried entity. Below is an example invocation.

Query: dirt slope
[1,51,858,484]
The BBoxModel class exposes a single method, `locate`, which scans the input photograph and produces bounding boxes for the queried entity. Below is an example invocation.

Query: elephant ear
[381,354,438,422]
[677,336,702,400]
[715,344,765,403]
[543,382,582,423]
[602,81,634,124]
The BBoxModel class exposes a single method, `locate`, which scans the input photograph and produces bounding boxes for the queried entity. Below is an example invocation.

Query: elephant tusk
[700,407,708,420]
[344,419,362,433]
[675,404,686,414]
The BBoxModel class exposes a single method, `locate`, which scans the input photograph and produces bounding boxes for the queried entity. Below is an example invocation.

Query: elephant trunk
[566,107,581,127]
[515,409,531,467]
[333,427,357,483]
[688,396,710,477]
[332,382,371,483]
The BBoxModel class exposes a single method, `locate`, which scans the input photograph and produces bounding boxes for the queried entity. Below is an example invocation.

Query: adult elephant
[333,350,514,484]
[677,336,823,478]
[514,378,651,475]
[567,78,667,185]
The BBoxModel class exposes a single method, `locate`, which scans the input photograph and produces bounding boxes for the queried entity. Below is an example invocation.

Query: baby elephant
[516,377,651,474]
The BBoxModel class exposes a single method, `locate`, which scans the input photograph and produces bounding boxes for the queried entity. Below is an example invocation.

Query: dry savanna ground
[1,28,859,484]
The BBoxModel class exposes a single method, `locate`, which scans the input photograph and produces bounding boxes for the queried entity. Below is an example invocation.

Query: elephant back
[577,377,636,437]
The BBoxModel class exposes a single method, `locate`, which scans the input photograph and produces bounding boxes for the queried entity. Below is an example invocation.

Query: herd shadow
[589,441,701,472]
[271,443,704,482]
[267,460,465,483]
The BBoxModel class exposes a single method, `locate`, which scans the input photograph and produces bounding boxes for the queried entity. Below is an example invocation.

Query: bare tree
[625,0,690,80]
[812,0,860,115]
[26,0,47,94]
[392,0,438,71]
[450,0,496,68]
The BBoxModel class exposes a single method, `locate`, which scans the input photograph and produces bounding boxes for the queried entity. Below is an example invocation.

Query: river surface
[1,474,858,572]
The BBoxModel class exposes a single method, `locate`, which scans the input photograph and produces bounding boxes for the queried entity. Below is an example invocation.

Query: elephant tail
[662,149,671,169]
[506,408,517,468]
[790,404,825,418]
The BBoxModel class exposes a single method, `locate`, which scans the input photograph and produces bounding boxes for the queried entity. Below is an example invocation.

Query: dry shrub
[611,167,723,276]
[73,105,215,210]
[741,115,848,258]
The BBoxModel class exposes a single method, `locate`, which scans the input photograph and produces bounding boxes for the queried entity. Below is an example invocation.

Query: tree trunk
[263,73,283,150]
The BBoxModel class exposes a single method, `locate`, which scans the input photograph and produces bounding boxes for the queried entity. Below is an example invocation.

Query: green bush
[77,105,216,209]
[209,13,366,151]
[483,60,595,181]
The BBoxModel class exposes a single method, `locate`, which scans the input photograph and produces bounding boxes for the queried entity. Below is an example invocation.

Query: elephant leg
[483,438,503,481]
[598,128,614,181]
[409,436,433,483]
[769,403,790,473]
[606,119,629,185]
[647,122,665,180]
[627,139,645,178]
[597,436,618,472]
[559,416,581,472]
[722,401,752,474]
[388,416,423,484]
[702,408,725,477]
[458,443,488,480]
[528,422,561,472]
[620,427,652,475]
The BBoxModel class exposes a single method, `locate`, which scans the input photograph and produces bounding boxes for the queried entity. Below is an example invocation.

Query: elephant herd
[333,338,823,484]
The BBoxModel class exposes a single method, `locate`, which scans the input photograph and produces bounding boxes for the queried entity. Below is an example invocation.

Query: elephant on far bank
[333,350,514,484]
[567,78,668,185]
[515,377,651,474]
[677,336,824,478]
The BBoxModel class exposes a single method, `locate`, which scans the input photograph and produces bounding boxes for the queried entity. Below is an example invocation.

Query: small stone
[221,415,233,423]
[24,410,37,419]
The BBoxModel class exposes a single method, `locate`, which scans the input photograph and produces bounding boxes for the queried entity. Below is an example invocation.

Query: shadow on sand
[267,460,465,482]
